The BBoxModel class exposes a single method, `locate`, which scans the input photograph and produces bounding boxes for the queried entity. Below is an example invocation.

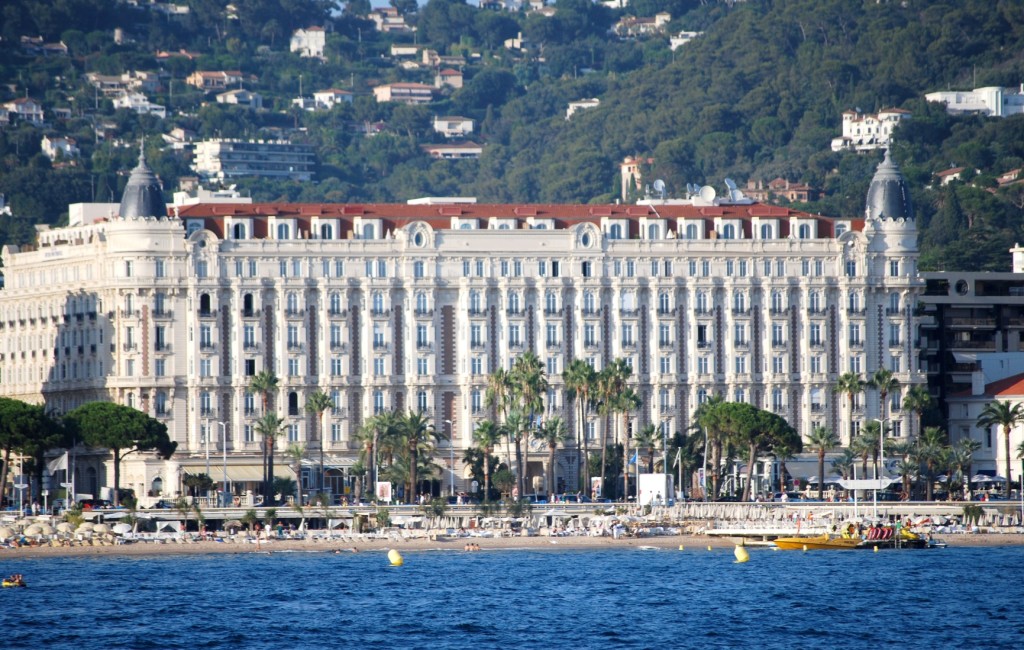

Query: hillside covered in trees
[1,0,1023,270]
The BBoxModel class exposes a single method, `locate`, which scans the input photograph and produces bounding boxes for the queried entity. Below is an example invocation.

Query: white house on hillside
[113,93,167,118]
[290,27,326,59]
[41,135,79,160]
[831,108,910,152]
[566,98,600,120]
[433,116,474,139]
[216,89,263,110]
[925,85,1024,117]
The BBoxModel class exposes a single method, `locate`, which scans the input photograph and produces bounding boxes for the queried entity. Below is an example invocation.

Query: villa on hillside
[830,108,910,152]
[925,85,1024,117]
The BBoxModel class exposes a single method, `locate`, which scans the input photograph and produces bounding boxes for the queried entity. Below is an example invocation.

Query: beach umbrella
[23,524,43,536]
[92,523,111,534]
[0,526,14,540]
[37,523,55,536]
[56,522,74,533]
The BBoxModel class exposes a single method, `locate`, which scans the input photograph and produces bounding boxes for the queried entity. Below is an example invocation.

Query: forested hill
[1,0,1023,270]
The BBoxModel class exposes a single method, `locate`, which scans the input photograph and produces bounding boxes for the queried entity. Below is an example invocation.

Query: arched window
[469,290,481,313]
[733,291,746,313]
[362,224,375,239]
[372,291,385,313]
[697,388,708,404]
[509,292,521,314]
[647,224,659,240]
[849,292,860,312]
[771,291,784,313]
[413,260,425,278]
[125,294,134,314]
[286,293,299,314]
[233,223,246,239]
[155,391,167,415]
[373,390,384,414]
[545,291,558,313]
[609,224,622,240]
[621,291,635,311]
[685,224,698,240]
[417,390,428,412]
[288,391,299,416]
[277,223,290,240]
[798,224,810,239]
[329,293,342,315]
[320,224,333,240]
[722,224,736,240]
[809,291,821,313]
[760,224,772,239]
[659,291,670,313]
[416,292,428,313]
[243,293,254,315]
[696,291,708,313]
[127,392,135,409]
[889,292,900,313]
[199,293,211,315]
[583,291,595,314]
[498,223,510,230]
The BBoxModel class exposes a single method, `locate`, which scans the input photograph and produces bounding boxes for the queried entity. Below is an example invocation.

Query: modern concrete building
[191,139,315,181]
[0,154,925,501]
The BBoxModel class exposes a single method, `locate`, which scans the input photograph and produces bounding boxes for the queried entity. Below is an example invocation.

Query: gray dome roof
[118,145,166,219]
[865,150,913,221]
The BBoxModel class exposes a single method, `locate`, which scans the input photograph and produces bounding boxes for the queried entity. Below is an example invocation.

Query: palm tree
[772,442,796,494]
[618,387,642,501]
[472,420,502,501]
[563,359,597,492]
[283,442,306,505]
[832,372,863,445]
[694,395,726,499]
[249,370,279,501]
[485,367,514,483]
[959,438,982,500]
[533,416,568,496]
[633,424,661,473]
[305,390,334,495]
[976,400,1024,498]
[902,385,932,439]
[806,426,840,500]
[869,368,900,426]
[597,359,631,499]
[915,426,947,500]
[254,413,284,503]
[398,410,438,503]
[509,351,547,499]
[830,447,856,480]
[851,428,877,480]
[358,411,399,501]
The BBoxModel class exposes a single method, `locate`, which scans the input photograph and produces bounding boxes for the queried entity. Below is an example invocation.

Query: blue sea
[1,546,1022,649]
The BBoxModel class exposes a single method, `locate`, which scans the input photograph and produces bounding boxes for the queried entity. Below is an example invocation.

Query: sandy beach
[4,530,1023,559]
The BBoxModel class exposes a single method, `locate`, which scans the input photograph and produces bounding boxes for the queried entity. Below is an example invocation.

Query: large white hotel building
[0,152,924,499]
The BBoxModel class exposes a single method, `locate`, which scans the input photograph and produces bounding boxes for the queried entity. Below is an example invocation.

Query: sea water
[1,546,1022,649]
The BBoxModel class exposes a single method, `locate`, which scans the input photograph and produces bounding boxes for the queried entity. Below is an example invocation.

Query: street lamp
[870,417,888,519]
[216,421,227,508]
[445,419,454,497]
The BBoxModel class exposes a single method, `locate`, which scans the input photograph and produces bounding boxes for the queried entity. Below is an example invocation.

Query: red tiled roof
[175,201,865,239]
[952,372,1024,398]
[936,167,965,177]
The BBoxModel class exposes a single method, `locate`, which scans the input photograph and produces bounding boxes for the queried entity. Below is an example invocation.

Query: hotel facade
[0,153,925,500]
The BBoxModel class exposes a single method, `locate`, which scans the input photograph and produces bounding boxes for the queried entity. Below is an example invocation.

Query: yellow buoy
[802,544,808,552]
[733,545,750,563]
[707,545,713,551]
[388,549,404,566]
[678,544,685,551]
[873,545,879,554]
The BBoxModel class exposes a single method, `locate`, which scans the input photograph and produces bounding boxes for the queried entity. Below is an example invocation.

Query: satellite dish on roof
[730,189,744,201]
[653,179,666,198]
[724,178,737,191]
[699,185,716,202]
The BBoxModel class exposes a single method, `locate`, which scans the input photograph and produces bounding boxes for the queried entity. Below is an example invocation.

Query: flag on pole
[47,451,68,475]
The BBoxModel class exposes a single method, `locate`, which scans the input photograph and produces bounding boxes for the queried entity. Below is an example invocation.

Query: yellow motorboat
[773,534,863,550]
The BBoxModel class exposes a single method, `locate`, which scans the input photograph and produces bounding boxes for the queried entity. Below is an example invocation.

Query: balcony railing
[620,308,639,317]
[414,308,434,317]
[153,309,173,319]
[198,310,216,319]
[545,307,563,317]
[328,308,348,318]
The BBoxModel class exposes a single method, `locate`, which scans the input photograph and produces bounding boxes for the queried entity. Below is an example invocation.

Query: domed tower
[865,149,913,222]
[864,149,918,258]
[118,143,167,219]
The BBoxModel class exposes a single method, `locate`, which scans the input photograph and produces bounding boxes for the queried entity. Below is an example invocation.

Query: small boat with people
[3,574,27,588]
[773,523,939,550]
